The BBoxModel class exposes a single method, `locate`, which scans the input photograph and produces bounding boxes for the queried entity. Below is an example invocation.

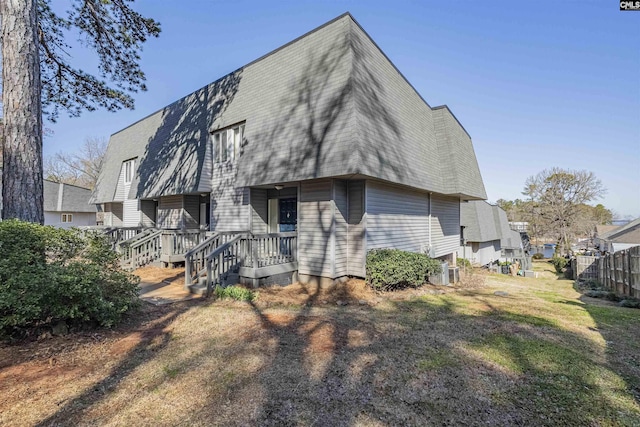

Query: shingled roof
[461,200,522,250]
[44,180,95,213]
[92,13,487,203]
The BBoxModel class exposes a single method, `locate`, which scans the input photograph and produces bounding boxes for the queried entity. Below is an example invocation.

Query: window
[61,214,73,223]
[123,159,135,184]
[212,124,245,163]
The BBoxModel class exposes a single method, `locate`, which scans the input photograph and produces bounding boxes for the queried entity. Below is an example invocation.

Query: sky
[44,0,640,217]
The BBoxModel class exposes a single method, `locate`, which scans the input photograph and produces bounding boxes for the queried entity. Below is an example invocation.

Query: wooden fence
[574,246,640,298]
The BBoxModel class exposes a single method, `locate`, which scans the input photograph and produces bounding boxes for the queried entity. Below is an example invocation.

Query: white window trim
[61,213,73,223]
[212,123,245,164]
[123,159,135,184]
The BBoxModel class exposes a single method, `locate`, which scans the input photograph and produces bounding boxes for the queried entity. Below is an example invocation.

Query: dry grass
[2,263,640,426]
[135,265,185,286]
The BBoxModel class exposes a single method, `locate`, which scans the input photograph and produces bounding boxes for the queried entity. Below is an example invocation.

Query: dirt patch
[135,265,185,286]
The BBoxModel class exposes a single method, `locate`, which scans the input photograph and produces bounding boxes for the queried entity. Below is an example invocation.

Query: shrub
[213,285,256,302]
[584,290,620,301]
[0,220,140,337]
[457,257,472,270]
[532,253,544,260]
[619,299,640,309]
[551,256,568,274]
[366,249,442,291]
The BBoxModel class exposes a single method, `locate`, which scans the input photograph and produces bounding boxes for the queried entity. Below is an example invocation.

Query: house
[44,180,97,228]
[460,201,523,266]
[91,13,487,287]
[0,172,96,228]
[595,218,640,253]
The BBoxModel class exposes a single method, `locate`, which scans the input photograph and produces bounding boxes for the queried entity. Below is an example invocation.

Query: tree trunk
[1,0,44,223]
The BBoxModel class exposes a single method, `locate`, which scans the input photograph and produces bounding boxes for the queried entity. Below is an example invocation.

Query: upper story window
[123,159,135,184]
[213,124,245,163]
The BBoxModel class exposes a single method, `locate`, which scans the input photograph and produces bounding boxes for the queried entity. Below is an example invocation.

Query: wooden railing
[160,230,209,257]
[244,232,297,268]
[116,228,156,253]
[120,230,163,270]
[193,232,297,294]
[104,226,145,248]
[184,231,243,287]
[205,235,245,295]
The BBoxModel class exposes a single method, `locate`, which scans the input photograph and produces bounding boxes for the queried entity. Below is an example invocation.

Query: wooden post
[630,246,640,298]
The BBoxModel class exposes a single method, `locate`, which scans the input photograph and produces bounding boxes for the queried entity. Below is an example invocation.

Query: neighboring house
[44,180,97,228]
[509,221,528,233]
[595,218,640,253]
[491,206,524,259]
[91,13,487,284]
[460,201,523,266]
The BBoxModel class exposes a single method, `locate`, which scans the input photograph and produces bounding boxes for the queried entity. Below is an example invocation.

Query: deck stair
[120,229,163,270]
[185,232,298,295]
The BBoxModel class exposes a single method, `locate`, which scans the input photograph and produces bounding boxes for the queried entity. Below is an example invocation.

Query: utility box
[429,262,450,285]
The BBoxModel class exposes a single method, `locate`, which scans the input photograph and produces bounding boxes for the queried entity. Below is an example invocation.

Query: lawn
[1,262,639,426]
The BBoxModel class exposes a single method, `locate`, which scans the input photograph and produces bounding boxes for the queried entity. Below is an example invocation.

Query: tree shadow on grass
[185,290,640,426]
[33,301,197,427]
[24,284,640,426]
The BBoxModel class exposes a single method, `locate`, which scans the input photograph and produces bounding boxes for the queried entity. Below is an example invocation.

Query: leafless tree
[44,136,107,189]
[523,167,606,255]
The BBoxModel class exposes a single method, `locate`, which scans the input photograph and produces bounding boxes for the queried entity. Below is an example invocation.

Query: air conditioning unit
[429,261,450,285]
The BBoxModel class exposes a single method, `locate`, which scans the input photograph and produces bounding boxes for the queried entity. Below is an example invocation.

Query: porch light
[274,185,284,191]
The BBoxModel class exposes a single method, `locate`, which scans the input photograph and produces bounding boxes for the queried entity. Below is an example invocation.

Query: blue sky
[45,0,640,217]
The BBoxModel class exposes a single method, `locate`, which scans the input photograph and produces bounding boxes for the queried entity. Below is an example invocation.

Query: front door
[278,198,297,232]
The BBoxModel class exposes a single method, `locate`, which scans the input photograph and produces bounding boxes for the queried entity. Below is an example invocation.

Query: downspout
[428,192,432,254]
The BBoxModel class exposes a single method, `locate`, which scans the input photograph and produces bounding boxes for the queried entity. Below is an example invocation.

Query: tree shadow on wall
[134,71,243,201]
[239,25,405,187]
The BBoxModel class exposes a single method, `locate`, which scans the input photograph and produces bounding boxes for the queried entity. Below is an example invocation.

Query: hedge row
[0,220,140,337]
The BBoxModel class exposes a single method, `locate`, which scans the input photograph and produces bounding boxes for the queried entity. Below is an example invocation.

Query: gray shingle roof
[604,218,640,243]
[461,200,522,250]
[461,200,500,242]
[44,180,96,213]
[93,13,487,204]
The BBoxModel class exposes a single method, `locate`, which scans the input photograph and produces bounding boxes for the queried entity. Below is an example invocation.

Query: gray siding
[113,164,126,202]
[123,199,141,227]
[140,200,157,227]
[44,211,96,229]
[431,194,460,258]
[460,240,500,266]
[250,188,268,234]
[184,195,201,229]
[211,185,250,232]
[298,180,333,278]
[365,181,430,253]
[334,179,348,277]
[347,180,365,277]
[105,202,123,227]
[158,195,183,229]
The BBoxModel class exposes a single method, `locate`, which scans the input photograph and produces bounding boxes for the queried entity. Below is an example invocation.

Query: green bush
[213,285,256,302]
[532,253,544,260]
[619,299,640,309]
[457,257,472,270]
[0,220,140,337]
[551,256,568,274]
[366,249,442,291]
